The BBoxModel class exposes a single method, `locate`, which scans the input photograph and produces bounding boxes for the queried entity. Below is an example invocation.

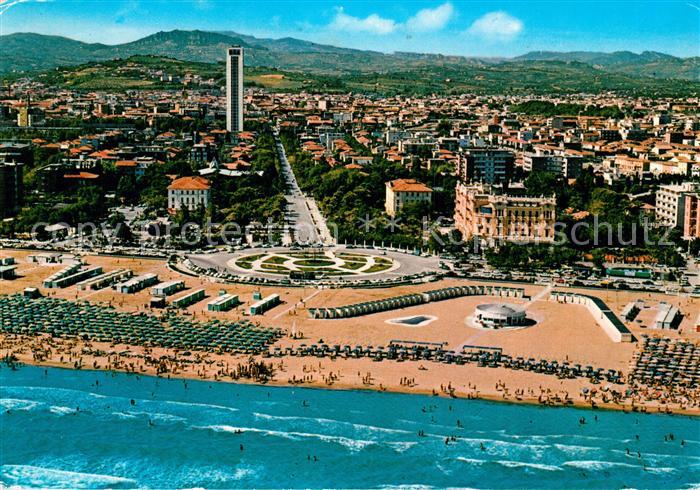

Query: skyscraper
[226,46,243,133]
[0,143,30,217]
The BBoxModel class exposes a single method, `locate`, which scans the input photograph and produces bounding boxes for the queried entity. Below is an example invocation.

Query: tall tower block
[226,46,244,133]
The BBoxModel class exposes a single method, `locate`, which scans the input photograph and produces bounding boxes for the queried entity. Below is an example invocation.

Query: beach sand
[1,249,698,415]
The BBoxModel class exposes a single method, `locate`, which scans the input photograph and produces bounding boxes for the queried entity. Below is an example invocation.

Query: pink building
[683,193,700,239]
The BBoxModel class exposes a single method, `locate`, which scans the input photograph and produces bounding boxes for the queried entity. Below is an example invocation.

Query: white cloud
[330,7,397,35]
[329,3,454,36]
[0,0,50,16]
[467,11,523,41]
[406,2,454,32]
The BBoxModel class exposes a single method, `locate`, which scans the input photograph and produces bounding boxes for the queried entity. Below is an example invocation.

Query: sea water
[1,365,698,488]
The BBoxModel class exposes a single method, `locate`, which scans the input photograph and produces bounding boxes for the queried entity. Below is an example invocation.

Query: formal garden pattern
[231,250,397,276]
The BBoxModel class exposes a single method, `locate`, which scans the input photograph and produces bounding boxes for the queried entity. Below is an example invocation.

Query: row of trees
[281,129,456,249]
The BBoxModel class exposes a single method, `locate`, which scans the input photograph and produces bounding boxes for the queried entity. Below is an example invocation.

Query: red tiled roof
[64,172,99,180]
[387,178,432,193]
[167,176,210,190]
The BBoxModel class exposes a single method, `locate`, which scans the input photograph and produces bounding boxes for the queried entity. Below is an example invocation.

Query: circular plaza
[184,246,442,286]
[231,249,399,277]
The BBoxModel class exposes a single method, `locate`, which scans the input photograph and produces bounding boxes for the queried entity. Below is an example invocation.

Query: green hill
[515,50,699,80]
[24,55,698,97]
[1,30,698,95]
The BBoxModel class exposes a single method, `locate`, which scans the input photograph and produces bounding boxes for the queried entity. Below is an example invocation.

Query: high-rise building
[0,162,24,218]
[456,148,514,184]
[683,193,700,240]
[655,182,700,228]
[17,96,31,127]
[226,46,244,133]
[0,142,30,218]
[523,152,583,179]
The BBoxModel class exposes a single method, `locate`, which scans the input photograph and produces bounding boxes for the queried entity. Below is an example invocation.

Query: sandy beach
[1,248,699,416]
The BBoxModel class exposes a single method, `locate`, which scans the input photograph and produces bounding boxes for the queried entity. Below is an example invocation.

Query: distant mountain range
[1,29,698,82]
[514,50,699,80]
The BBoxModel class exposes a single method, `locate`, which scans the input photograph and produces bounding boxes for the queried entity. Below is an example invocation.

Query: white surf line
[272,289,322,319]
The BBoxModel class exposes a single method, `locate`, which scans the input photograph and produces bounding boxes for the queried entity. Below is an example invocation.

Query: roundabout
[184,246,443,287]
[230,249,398,277]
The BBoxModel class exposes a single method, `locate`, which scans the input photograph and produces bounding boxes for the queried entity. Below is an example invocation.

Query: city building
[167,176,211,211]
[655,182,699,228]
[226,46,244,133]
[523,152,583,178]
[683,193,700,239]
[0,142,31,218]
[614,156,650,177]
[0,162,24,218]
[457,148,514,184]
[454,182,556,246]
[0,142,32,166]
[16,96,32,127]
[385,179,433,217]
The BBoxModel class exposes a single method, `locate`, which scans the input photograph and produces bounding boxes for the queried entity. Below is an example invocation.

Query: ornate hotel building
[454,182,556,246]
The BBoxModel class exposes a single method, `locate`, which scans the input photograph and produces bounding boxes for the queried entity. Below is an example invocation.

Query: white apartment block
[656,182,700,227]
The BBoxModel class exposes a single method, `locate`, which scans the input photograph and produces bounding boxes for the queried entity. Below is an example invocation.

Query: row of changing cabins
[308,287,638,345]
[39,264,279,315]
[26,257,281,315]
[621,300,683,330]
[307,285,526,319]
[139,278,279,315]
[550,291,633,343]
[14,255,697,329]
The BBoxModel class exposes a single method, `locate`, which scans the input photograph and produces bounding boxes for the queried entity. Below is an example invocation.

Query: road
[686,257,700,288]
[274,133,334,245]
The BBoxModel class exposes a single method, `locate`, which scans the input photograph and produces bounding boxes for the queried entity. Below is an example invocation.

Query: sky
[0,0,699,57]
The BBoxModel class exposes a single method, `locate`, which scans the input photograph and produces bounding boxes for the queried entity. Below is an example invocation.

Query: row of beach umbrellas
[0,294,282,354]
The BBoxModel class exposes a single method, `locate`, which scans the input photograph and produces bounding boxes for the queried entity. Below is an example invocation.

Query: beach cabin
[550,291,633,343]
[621,300,643,322]
[44,265,103,288]
[116,273,159,294]
[78,269,132,291]
[171,288,206,309]
[27,252,63,264]
[42,263,81,288]
[654,302,681,329]
[23,287,40,299]
[207,294,239,312]
[150,296,167,308]
[307,285,526,319]
[151,280,185,297]
[249,294,280,315]
[0,257,16,279]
